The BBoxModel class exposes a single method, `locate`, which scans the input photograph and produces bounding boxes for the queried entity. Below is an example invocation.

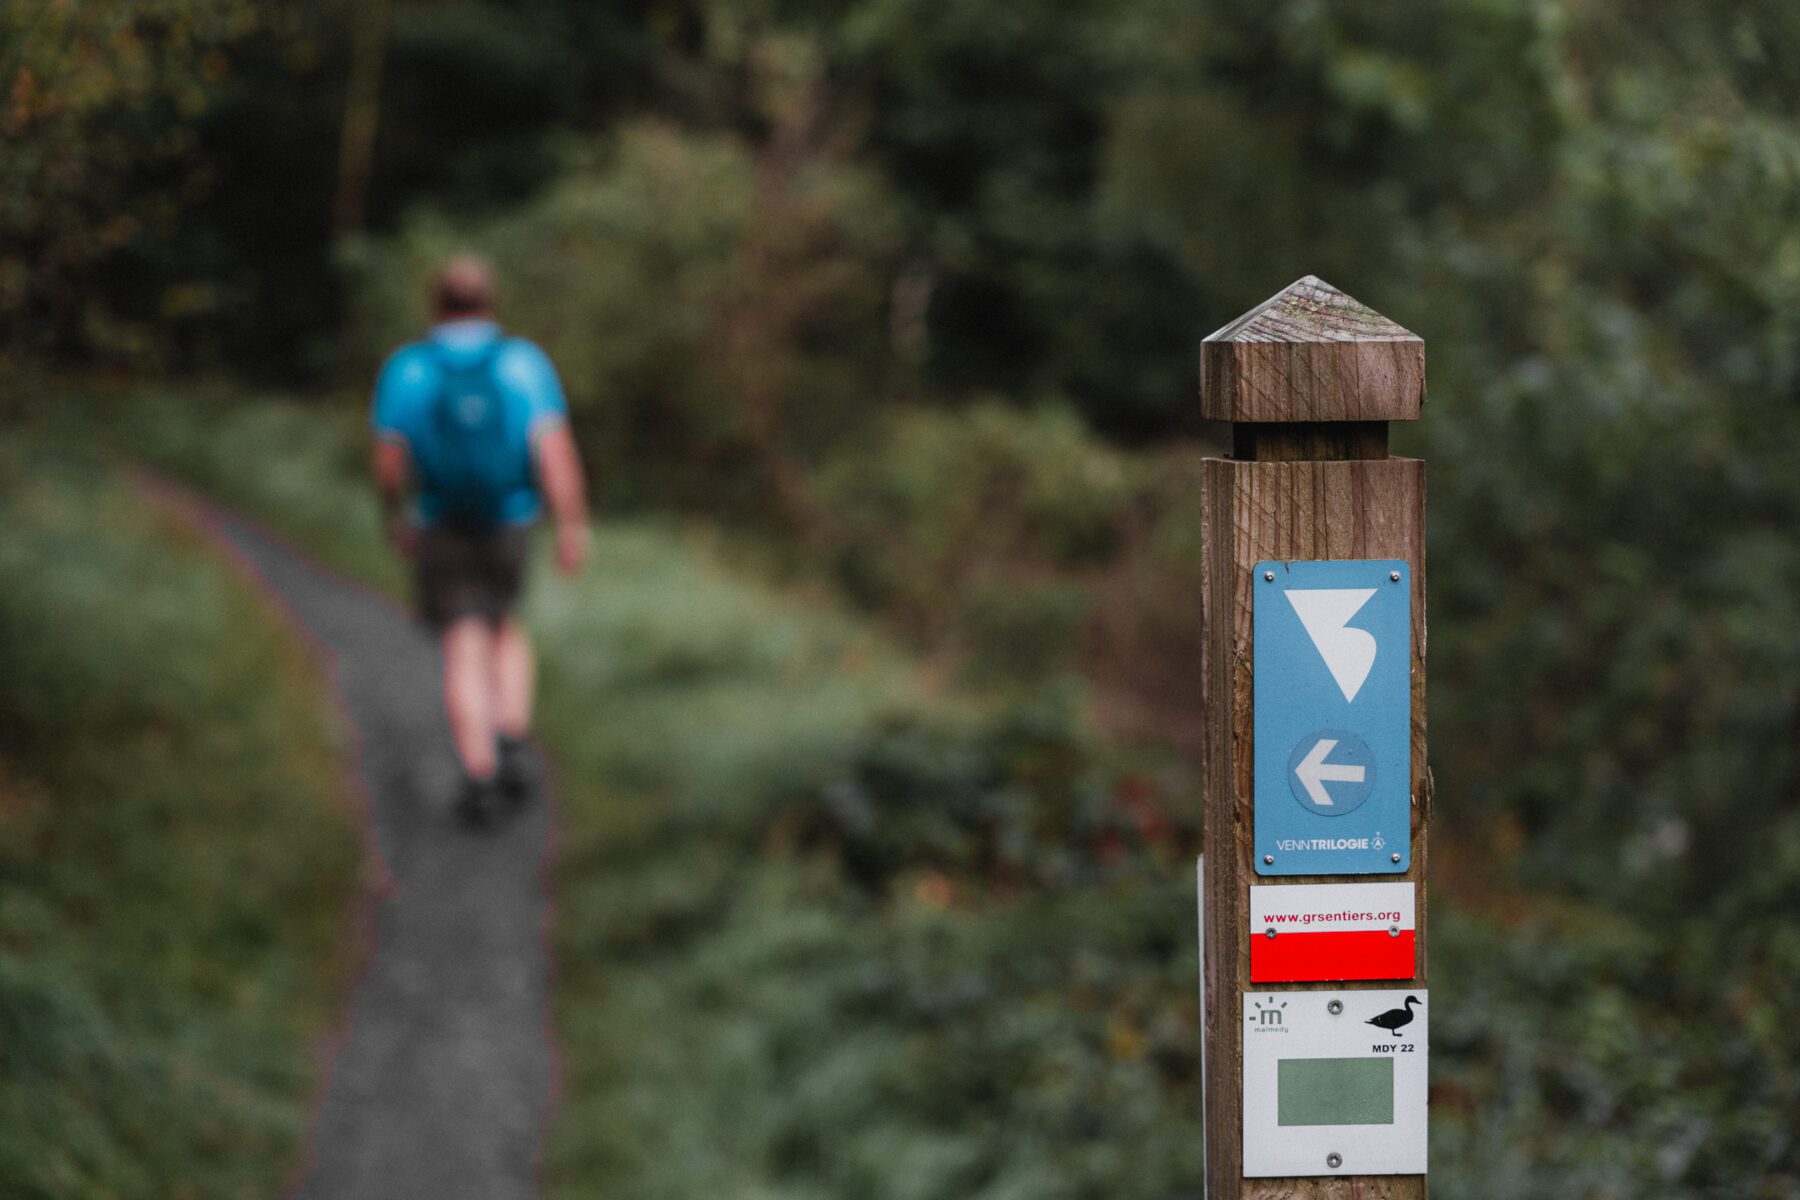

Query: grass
[115,393,1210,1196]
[112,384,408,594]
[0,432,361,1198]
[524,530,1209,1199]
[104,389,1800,1199]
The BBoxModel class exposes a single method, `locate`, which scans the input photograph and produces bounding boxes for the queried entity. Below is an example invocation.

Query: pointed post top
[1208,275,1419,345]
[1201,276,1424,424]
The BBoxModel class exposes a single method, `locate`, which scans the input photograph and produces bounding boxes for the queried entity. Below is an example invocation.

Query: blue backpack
[422,341,527,528]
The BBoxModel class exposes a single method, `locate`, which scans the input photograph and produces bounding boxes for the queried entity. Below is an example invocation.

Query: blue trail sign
[1254,559,1411,876]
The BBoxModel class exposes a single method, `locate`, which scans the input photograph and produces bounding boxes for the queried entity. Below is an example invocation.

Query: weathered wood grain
[1201,277,1424,424]
[1201,456,1429,1199]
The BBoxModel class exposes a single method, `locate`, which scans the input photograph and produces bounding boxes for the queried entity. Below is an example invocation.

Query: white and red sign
[1249,882,1415,983]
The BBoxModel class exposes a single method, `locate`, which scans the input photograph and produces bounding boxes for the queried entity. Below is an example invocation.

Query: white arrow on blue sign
[1254,560,1411,875]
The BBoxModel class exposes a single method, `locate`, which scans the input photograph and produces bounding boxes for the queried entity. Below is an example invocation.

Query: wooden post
[1200,276,1430,1198]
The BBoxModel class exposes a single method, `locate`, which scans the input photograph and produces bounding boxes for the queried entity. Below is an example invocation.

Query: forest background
[4,2,1800,1197]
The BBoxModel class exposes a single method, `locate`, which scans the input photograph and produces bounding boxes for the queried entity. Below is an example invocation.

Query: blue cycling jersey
[371,321,568,526]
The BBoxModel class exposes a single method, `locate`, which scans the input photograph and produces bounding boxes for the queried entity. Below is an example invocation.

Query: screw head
[1389,570,1401,582]
[1263,854,1274,865]
[1326,999,1343,1015]
[1326,1152,1343,1169]
[1391,852,1402,863]
[1389,924,1400,937]
[1263,570,1275,582]
[1265,927,1277,939]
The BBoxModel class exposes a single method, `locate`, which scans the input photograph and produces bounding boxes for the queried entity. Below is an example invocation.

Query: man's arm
[373,437,415,555]
[371,345,427,556]
[534,423,589,576]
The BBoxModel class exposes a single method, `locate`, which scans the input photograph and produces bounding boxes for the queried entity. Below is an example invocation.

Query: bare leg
[442,617,498,779]
[493,618,535,739]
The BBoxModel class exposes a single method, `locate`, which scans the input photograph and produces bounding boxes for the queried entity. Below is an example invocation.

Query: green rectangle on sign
[1277,1057,1394,1126]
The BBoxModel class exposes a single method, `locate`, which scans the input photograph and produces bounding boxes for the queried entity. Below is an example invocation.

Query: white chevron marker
[1285,588,1378,702]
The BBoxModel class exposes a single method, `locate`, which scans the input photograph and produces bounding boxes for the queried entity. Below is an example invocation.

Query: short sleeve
[371,345,436,442]
[497,339,568,435]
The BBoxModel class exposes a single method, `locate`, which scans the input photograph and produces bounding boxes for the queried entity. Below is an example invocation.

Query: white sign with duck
[1242,988,1428,1177]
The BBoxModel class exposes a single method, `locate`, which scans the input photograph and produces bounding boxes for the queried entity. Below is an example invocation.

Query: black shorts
[413,523,530,630]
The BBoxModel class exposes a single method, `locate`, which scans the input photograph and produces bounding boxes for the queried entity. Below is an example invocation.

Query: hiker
[370,256,589,828]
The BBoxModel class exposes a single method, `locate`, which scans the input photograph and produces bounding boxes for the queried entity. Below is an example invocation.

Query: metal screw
[1391,852,1402,863]
[1327,1152,1343,1169]
[1263,571,1275,582]
[1263,854,1274,865]
[1388,924,1400,937]
[1326,999,1343,1015]
[1265,927,1277,939]
[1389,570,1401,582]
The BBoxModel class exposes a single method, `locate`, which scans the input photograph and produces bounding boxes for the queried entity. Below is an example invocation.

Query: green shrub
[535,604,1206,1199]
[817,405,1134,596]
[0,438,360,1198]
[123,391,1800,1198]
[811,404,1144,688]
[105,386,405,593]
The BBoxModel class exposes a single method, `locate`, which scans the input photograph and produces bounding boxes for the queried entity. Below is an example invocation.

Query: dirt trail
[187,501,557,1200]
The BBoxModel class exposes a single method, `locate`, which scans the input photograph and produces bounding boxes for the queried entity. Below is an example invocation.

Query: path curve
[166,491,558,1200]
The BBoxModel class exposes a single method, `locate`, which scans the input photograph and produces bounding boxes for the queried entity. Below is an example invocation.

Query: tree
[1,0,264,362]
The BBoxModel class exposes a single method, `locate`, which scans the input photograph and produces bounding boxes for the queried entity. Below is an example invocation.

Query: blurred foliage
[105,385,408,593]
[814,405,1132,642]
[1,0,265,361]
[124,0,1791,898]
[10,0,1800,1194]
[344,108,900,514]
[0,0,671,373]
[133,401,1800,1197]
[522,518,1208,1200]
[0,430,360,1196]
[806,403,1213,739]
[1431,902,1800,1199]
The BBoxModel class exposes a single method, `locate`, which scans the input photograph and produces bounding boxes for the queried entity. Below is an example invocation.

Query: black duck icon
[1365,995,1420,1038]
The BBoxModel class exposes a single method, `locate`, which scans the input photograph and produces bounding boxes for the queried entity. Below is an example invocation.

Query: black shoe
[496,735,540,809]
[455,773,501,831]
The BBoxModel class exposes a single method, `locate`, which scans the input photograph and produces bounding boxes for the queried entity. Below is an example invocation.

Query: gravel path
[190,503,557,1200]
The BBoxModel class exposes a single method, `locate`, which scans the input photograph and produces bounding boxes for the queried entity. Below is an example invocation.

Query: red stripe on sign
[1251,929,1417,983]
